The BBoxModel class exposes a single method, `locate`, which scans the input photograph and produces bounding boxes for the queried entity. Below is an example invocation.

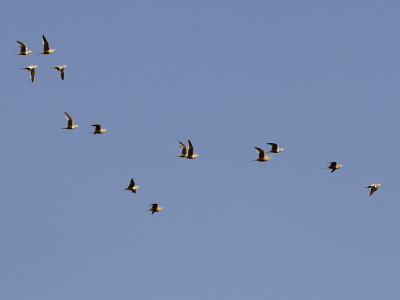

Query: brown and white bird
[254,147,271,162]
[326,161,343,173]
[148,203,163,214]
[366,184,380,196]
[16,41,32,55]
[267,142,284,153]
[178,140,198,159]
[40,35,55,54]
[124,178,139,194]
[91,124,107,135]
[62,112,79,130]
[54,65,67,80]
[21,65,38,82]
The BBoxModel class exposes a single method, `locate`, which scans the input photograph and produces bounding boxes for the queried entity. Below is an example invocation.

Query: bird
[62,112,79,130]
[91,124,107,134]
[148,203,163,214]
[124,178,139,194]
[178,140,198,159]
[326,161,343,173]
[254,147,271,162]
[366,184,380,196]
[16,41,32,55]
[267,142,284,153]
[21,65,38,82]
[54,65,67,80]
[178,142,187,158]
[40,35,55,54]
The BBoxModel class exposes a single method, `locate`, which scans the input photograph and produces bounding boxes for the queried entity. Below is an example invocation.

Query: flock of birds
[16,35,382,214]
[17,35,66,82]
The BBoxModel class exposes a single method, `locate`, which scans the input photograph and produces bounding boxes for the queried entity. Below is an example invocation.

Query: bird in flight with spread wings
[16,41,32,55]
[40,35,55,54]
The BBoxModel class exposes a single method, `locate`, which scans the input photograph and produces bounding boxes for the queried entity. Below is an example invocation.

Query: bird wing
[369,187,375,196]
[329,162,337,168]
[64,112,73,121]
[267,142,278,151]
[188,139,194,156]
[17,40,27,51]
[150,203,158,209]
[42,35,50,51]
[130,178,135,187]
[91,124,101,131]
[30,69,35,82]
[179,141,187,155]
[255,147,265,159]
[60,68,64,80]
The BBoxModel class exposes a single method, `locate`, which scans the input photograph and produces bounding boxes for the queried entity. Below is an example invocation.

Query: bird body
[148,203,163,214]
[62,112,78,130]
[40,35,55,54]
[54,65,67,80]
[21,65,38,82]
[125,178,139,194]
[16,41,32,55]
[327,161,343,173]
[366,184,380,196]
[91,124,107,134]
[254,147,271,162]
[267,142,284,153]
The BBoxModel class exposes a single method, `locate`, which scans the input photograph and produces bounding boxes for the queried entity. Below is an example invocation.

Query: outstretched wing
[17,40,27,51]
[64,112,73,121]
[130,178,135,187]
[42,35,50,51]
[267,142,278,152]
[179,141,187,156]
[188,139,194,156]
[369,187,375,196]
[30,69,35,82]
[255,147,265,159]
[64,112,74,127]
[91,124,101,131]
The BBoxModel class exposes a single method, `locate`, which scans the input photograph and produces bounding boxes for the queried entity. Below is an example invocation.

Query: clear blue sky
[1,1,399,299]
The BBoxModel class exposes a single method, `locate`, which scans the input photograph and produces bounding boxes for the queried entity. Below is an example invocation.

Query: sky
[1,0,400,299]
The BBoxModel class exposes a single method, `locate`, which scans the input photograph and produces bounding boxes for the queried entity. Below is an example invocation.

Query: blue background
[1,1,399,299]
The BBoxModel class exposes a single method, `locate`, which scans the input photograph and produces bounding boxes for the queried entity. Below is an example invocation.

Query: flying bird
[54,65,67,80]
[40,35,55,54]
[148,203,163,214]
[91,124,107,135]
[178,140,198,159]
[267,142,284,153]
[21,65,38,82]
[366,184,380,196]
[326,161,343,173]
[124,178,139,194]
[62,112,79,130]
[16,41,32,55]
[254,147,271,162]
